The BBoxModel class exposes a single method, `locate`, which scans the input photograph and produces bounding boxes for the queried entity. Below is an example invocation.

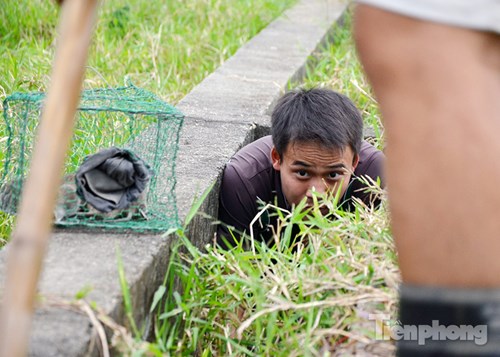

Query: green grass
[0,0,297,102]
[143,188,397,356]
[0,0,297,245]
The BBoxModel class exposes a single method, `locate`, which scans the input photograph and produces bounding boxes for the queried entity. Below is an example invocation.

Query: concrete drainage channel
[0,0,347,355]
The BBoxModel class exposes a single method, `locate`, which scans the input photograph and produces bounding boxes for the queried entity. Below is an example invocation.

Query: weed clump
[151,185,398,356]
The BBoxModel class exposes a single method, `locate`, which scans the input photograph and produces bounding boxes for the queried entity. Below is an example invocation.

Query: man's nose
[306,178,328,197]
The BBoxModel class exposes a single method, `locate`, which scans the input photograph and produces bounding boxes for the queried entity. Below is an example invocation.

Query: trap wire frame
[1,84,184,232]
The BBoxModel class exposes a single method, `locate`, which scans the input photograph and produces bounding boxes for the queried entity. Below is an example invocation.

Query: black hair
[271,88,363,158]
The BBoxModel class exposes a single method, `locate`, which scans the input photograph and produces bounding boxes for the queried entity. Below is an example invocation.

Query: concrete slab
[29,307,94,357]
[177,71,279,124]
[0,230,172,355]
[175,117,264,247]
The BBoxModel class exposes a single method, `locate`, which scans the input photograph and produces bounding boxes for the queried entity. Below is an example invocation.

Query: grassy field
[125,13,398,357]
[0,0,297,102]
[0,0,297,245]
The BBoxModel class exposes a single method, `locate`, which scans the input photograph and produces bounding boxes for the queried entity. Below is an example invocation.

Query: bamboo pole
[0,1,99,356]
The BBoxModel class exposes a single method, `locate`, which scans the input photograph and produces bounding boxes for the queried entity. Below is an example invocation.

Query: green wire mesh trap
[0,84,184,232]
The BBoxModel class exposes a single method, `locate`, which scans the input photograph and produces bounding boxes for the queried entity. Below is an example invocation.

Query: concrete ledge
[0,231,172,356]
[0,0,347,354]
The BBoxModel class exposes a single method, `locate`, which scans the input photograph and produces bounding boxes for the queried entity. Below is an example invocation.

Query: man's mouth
[305,203,330,216]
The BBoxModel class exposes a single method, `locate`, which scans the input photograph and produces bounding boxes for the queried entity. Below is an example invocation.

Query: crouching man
[217,88,385,248]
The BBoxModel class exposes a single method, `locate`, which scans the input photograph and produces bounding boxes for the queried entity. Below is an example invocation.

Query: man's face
[271,141,359,213]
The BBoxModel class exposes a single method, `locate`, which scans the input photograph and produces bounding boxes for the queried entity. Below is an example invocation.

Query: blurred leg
[354,5,500,287]
[355,4,500,355]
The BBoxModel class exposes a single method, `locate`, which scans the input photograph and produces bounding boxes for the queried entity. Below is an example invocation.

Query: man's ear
[352,153,360,170]
[271,147,282,171]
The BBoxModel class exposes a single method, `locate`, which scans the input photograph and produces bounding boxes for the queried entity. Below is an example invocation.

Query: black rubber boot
[397,284,500,356]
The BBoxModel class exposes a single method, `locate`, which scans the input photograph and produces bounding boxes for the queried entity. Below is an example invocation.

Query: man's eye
[296,170,309,178]
[327,172,342,180]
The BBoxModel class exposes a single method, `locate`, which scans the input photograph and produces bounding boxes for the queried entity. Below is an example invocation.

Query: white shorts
[356,0,500,33]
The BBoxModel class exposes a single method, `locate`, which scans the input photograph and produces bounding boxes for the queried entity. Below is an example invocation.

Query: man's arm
[350,141,385,206]
[217,136,276,248]
[217,163,260,248]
